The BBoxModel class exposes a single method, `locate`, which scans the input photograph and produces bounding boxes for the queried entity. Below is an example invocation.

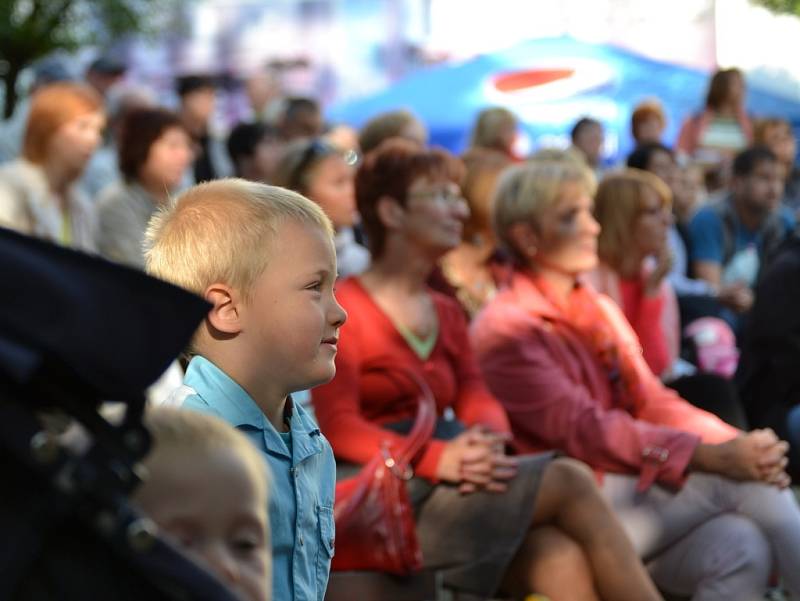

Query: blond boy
[145,179,345,601]
[134,407,271,601]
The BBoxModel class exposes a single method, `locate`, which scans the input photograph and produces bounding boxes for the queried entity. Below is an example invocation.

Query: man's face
[250,137,283,183]
[635,116,664,145]
[575,123,604,166]
[182,88,216,125]
[646,149,676,188]
[734,159,784,215]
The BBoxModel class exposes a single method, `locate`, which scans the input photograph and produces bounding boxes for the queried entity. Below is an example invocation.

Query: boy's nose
[330,298,347,328]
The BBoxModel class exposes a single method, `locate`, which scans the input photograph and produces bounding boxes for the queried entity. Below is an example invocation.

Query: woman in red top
[588,168,679,379]
[312,139,661,600]
[589,168,748,428]
[471,159,800,600]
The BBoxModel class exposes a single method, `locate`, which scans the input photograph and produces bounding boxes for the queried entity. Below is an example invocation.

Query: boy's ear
[376,195,405,230]
[204,283,243,335]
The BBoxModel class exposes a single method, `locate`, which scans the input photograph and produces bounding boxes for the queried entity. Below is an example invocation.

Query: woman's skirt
[413,452,554,597]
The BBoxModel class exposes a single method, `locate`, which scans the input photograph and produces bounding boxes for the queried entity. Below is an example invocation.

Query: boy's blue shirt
[170,355,336,601]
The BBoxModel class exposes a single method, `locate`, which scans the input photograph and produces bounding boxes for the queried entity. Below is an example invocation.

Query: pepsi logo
[493,69,575,93]
[485,58,615,105]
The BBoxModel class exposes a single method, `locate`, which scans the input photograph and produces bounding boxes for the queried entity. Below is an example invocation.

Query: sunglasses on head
[289,138,361,191]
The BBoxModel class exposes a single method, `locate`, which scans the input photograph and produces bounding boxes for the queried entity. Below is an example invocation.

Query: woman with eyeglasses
[312,139,663,601]
[471,159,800,600]
[275,138,369,278]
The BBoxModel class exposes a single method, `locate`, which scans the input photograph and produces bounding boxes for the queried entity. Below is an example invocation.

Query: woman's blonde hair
[358,109,425,154]
[492,160,595,262]
[529,147,585,164]
[595,168,672,270]
[460,148,513,240]
[469,107,518,152]
[23,82,103,164]
[144,178,333,303]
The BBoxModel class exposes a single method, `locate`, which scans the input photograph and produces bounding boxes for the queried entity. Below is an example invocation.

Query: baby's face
[136,448,271,601]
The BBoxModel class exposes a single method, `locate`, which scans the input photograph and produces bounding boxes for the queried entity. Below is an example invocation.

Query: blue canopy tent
[328,36,800,163]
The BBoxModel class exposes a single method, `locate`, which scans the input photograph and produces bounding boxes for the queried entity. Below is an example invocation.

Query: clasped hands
[436,425,519,495]
[692,428,791,488]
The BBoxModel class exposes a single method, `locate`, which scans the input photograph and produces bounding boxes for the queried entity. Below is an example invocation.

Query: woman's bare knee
[534,457,599,523]
[548,457,596,489]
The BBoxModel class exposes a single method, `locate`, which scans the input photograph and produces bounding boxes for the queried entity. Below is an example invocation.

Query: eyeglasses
[408,187,464,206]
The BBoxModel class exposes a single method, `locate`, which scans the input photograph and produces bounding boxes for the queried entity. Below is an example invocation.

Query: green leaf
[751,0,800,16]
[0,0,191,116]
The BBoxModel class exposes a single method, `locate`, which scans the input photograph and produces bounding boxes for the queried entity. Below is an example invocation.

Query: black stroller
[0,227,245,600]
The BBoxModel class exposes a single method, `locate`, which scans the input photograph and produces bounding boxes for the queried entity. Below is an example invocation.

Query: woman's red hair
[22,82,103,164]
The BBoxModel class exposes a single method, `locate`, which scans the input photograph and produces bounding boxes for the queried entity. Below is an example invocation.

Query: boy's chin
[305,364,337,390]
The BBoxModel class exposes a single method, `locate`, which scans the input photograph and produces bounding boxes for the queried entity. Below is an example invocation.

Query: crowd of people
[3,53,800,601]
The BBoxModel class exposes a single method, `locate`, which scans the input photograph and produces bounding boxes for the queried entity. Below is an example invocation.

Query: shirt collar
[509,269,595,322]
[184,356,267,428]
[184,356,323,463]
[509,270,564,320]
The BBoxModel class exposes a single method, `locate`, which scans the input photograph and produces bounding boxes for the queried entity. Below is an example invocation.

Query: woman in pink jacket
[471,159,800,601]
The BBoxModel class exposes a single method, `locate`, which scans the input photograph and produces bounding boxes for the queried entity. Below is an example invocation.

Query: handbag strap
[363,361,438,471]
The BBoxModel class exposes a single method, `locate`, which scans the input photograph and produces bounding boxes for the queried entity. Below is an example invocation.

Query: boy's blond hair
[144,178,333,301]
[138,407,270,503]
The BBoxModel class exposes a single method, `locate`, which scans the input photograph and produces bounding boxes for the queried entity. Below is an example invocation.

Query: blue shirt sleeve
[688,207,725,264]
[780,205,796,234]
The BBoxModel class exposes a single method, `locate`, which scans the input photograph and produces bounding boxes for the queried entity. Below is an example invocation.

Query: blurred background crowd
[5,1,800,599]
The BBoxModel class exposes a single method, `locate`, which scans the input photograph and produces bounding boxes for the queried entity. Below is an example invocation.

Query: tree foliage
[0,0,183,117]
[751,0,800,16]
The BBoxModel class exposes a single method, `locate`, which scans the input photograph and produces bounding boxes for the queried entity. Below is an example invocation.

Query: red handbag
[331,364,437,575]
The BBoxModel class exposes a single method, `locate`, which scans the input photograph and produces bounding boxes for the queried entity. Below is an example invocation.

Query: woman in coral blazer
[471,159,800,601]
